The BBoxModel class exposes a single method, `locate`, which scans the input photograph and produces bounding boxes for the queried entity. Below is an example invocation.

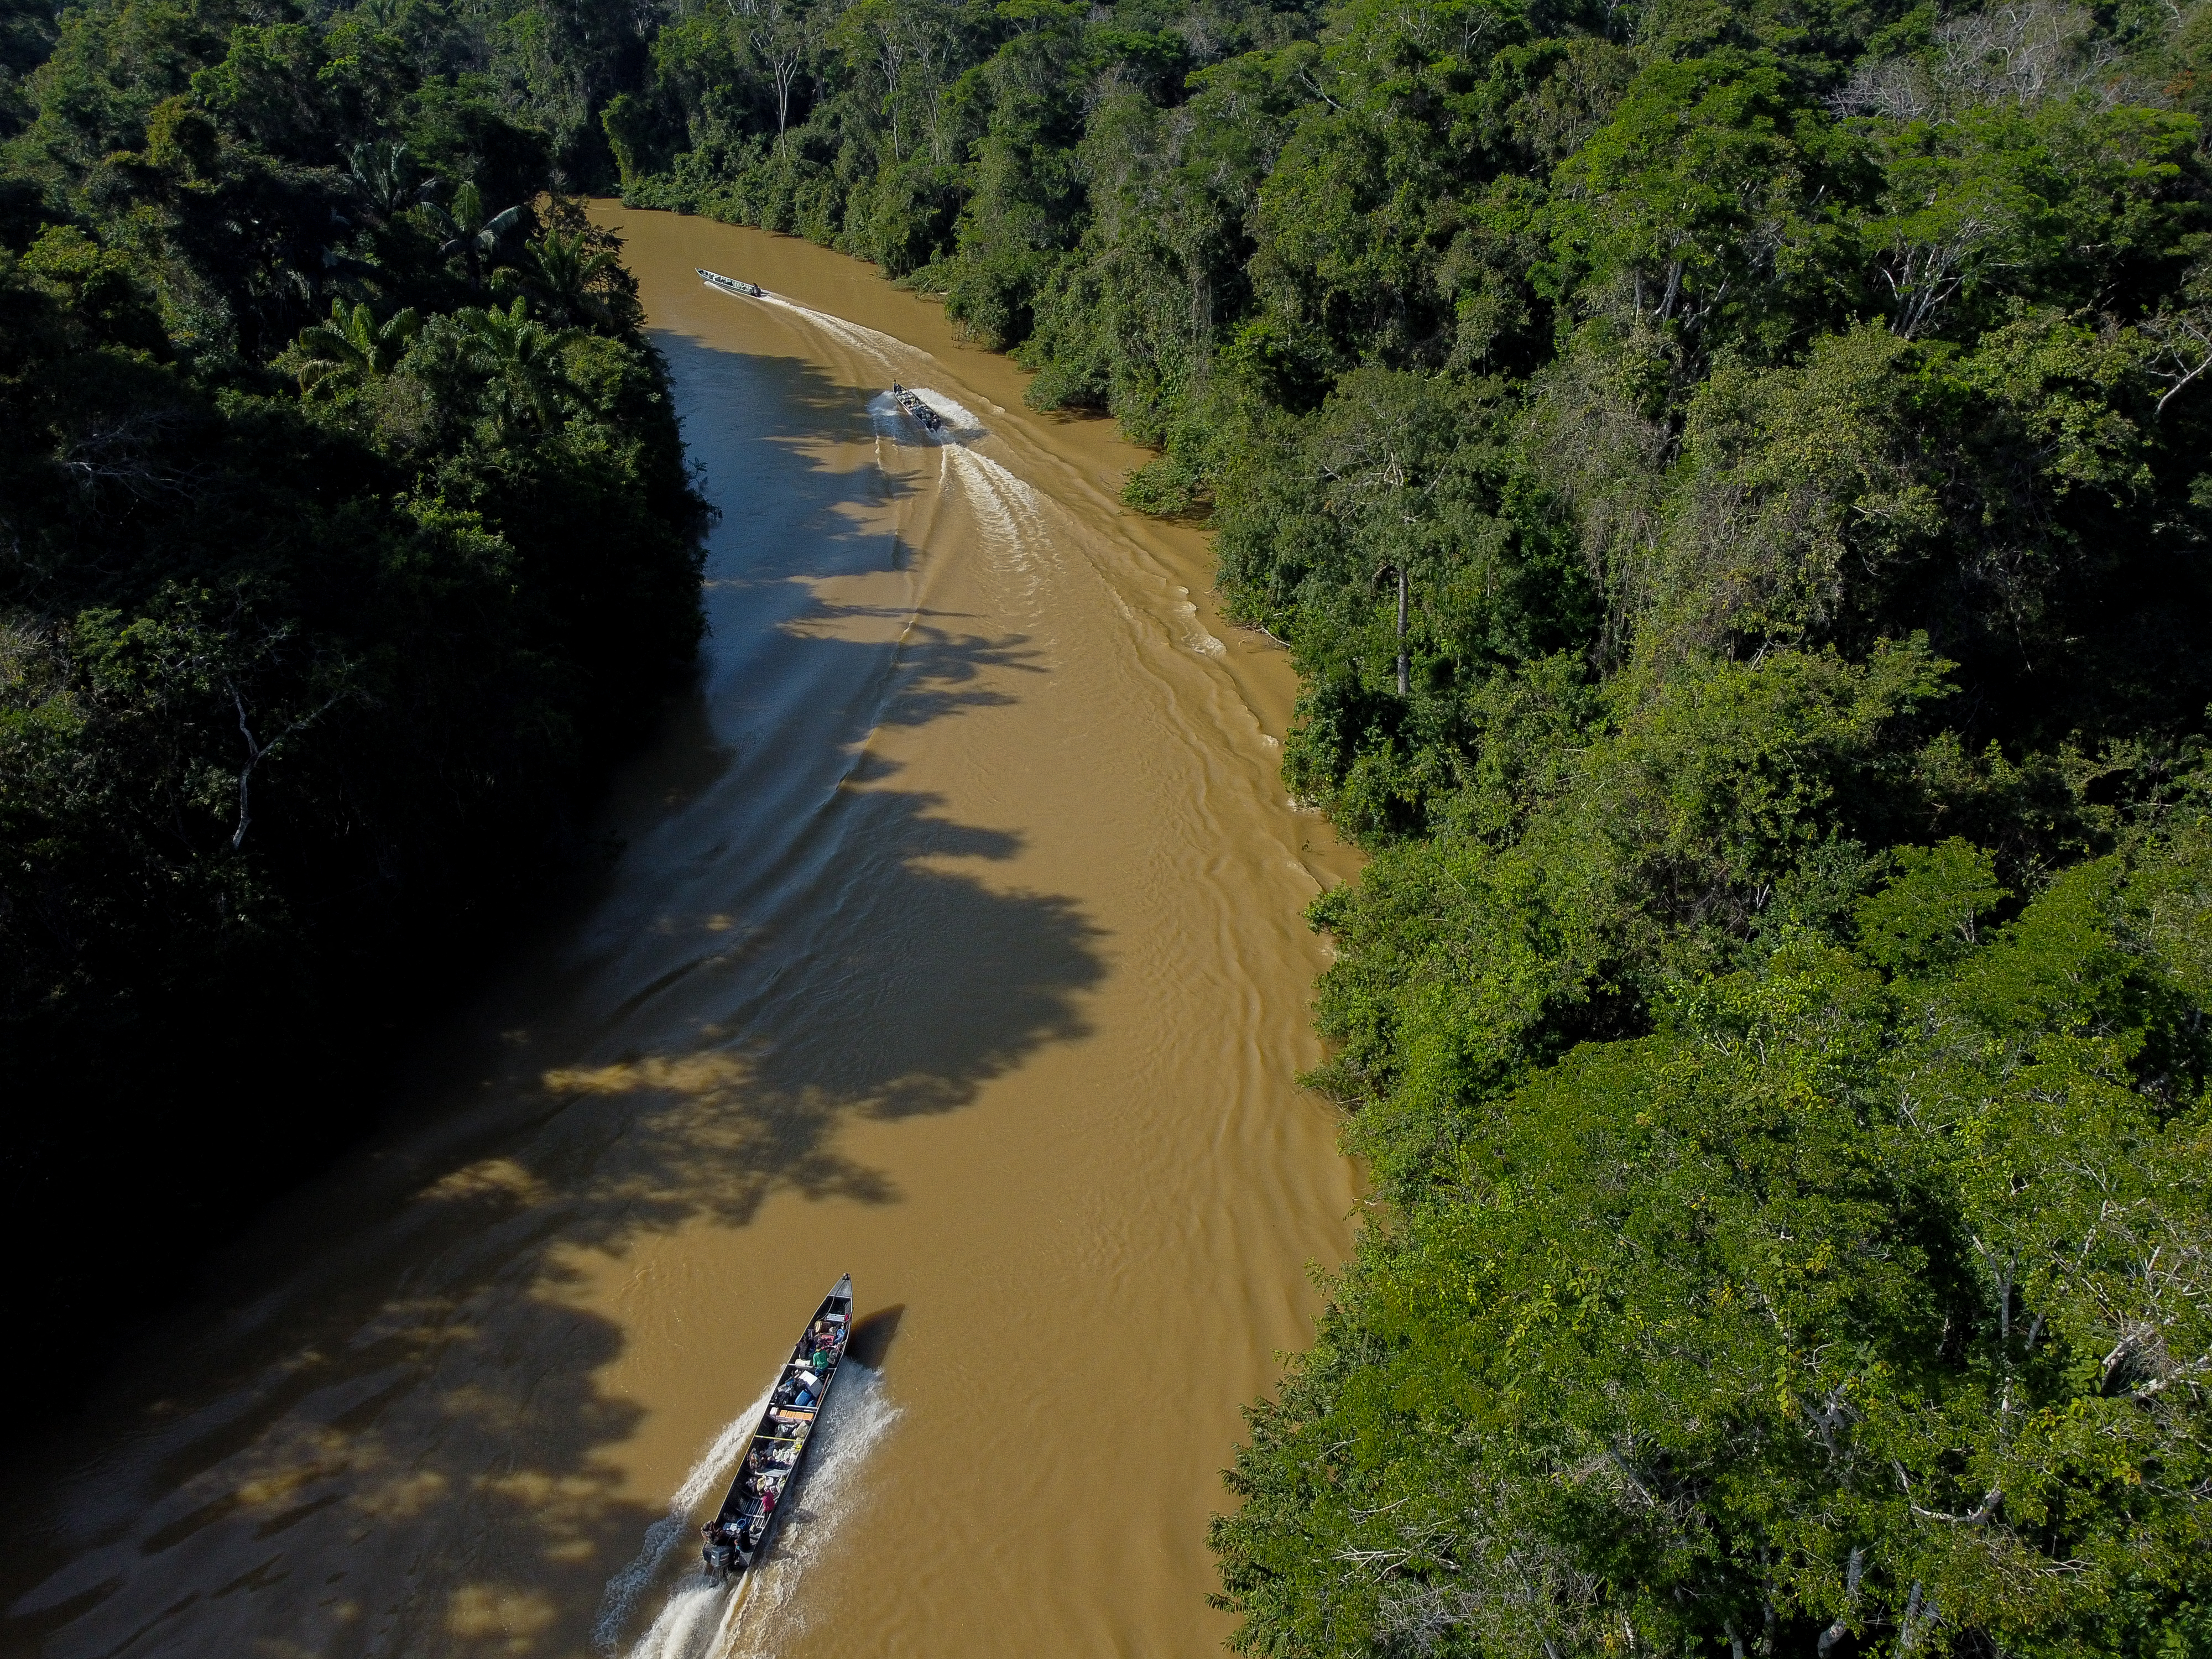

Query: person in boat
[702,1514,742,1572]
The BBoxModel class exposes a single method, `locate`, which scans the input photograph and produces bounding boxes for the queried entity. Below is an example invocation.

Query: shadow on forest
[0,337,1098,1659]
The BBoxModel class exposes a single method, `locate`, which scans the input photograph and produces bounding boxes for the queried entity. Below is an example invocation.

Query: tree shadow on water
[1,794,1097,1659]
[540,758,1105,1233]
[0,338,1107,1659]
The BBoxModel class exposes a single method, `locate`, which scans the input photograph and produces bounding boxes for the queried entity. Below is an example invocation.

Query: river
[0,209,1358,1659]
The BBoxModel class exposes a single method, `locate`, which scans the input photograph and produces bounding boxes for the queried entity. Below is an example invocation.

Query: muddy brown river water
[0,209,1358,1659]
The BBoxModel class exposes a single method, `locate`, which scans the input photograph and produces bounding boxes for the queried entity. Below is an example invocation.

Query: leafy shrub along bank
[1,0,705,1366]
[615,0,2212,1647]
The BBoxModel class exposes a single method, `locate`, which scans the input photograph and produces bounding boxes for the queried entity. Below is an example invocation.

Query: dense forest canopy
[6,0,2212,1643]
[0,0,703,1358]
[604,0,2212,1649]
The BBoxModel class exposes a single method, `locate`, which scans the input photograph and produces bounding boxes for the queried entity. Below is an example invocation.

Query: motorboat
[890,382,943,431]
[701,1274,854,1583]
[698,267,765,298]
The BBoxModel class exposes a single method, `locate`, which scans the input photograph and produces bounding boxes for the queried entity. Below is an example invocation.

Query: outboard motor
[704,1539,734,1584]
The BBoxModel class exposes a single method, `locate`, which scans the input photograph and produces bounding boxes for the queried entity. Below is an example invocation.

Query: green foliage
[613,2,2212,1638]
[1218,843,2212,1658]
[1306,641,1955,1194]
[0,0,703,1361]
[285,296,422,391]
[493,207,645,331]
[12,0,2212,1624]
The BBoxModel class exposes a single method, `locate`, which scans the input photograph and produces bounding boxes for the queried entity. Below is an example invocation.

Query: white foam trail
[906,388,985,439]
[716,1365,901,1658]
[606,1366,900,1659]
[861,380,1054,598]
[757,293,905,364]
[627,1578,738,1659]
[948,446,1045,530]
[1170,599,1227,658]
[945,447,1062,605]
[965,449,1043,519]
[947,446,1024,547]
[954,450,1051,553]
[867,388,911,441]
[593,1381,777,1653]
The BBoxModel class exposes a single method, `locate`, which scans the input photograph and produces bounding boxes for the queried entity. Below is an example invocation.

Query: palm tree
[421,182,524,290]
[346,139,425,222]
[289,300,421,394]
[461,298,563,434]
[492,226,635,331]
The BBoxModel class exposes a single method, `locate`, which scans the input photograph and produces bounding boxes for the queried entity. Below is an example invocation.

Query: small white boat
[698,267,765,299]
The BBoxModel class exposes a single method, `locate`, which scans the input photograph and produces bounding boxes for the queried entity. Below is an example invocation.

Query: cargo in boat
[701,1274,854,1582]
[890,382,944,431]
[698,267,765,299]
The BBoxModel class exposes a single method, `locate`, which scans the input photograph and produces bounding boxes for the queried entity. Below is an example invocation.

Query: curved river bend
[0,210,1358,1659]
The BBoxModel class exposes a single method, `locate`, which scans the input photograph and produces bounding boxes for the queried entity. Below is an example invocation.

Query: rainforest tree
[613,0,2212,1644]
[0,0,702,1364]
[9,0,2212,1636]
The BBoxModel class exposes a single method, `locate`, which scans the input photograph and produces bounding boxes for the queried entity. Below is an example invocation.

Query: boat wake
[945,446,1056,600]
[869,398,1057,603]
[758,293,906,364]
[864,392,1040,537]
[868,387,987,444]
[592,1380,778,1653]
[602,1364,901,1659]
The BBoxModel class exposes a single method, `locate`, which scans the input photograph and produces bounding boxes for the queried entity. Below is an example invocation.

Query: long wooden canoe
[698,267,765,299]
[890,382,944,431]
[701,1274,855,1583]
